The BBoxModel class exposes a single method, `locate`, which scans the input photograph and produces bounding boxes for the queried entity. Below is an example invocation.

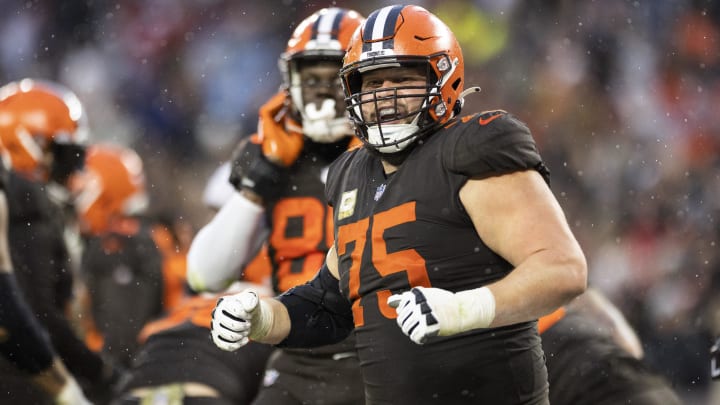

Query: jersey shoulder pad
[443,111,546,180]
[325,147,362,208]
[6,172,52,222]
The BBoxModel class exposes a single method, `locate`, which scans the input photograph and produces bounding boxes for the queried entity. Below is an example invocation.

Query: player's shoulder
[328,145,365,174]
[6,171,53,221]
[442,110,529,138]
[325,147,366,206]
[440,110,543,179]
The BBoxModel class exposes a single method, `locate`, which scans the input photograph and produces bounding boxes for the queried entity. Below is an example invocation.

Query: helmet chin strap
[366,111,422,154]
[301,99,352,143]
[367,123,419,154]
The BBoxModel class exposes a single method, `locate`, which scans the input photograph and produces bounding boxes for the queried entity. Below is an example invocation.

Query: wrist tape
[248,298,274,341]
[455,286,496,332]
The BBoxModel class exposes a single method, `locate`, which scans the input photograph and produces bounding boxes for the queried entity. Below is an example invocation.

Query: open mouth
[377,107,405,124]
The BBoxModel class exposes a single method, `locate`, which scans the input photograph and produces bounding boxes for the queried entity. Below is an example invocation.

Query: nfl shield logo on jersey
[374,184,386,201]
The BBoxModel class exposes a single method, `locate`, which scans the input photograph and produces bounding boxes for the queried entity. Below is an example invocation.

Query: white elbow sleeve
[187,193,267,292]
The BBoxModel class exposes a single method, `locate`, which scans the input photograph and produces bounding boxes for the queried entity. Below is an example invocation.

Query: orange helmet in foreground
[72,144,148,235]
[0,78,88,184]
[340,5,465,154]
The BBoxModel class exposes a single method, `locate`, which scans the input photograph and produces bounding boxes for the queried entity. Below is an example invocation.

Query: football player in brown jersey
[112,286,274,405]
[0,78,123,404]
[190,8,368,405]
[0,140,91,405]
[212,4,587,404]
[71,144,189,369]
[540,288,681,405]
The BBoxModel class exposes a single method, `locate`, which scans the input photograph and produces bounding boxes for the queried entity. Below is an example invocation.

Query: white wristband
[456,286,496,331]
[248,299,275,341]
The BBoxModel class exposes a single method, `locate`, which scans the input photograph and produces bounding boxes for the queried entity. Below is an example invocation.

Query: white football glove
[387,286,495,345]
[211,289,272,351]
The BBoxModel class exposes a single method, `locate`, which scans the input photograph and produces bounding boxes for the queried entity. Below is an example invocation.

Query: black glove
[228,138,286,201]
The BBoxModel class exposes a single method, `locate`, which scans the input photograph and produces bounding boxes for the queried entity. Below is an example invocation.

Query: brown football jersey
[326,112,550,404]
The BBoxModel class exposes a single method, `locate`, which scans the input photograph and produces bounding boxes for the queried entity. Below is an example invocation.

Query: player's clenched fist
[388,286,496,345]
[211,289,272,351]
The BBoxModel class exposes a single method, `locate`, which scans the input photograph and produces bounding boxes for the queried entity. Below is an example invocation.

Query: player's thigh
[254,351,365,405]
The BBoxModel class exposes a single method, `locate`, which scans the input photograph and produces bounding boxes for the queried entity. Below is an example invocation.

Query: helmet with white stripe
[279,8,365,143]
[340,5,465,154]
[0,78,88,184]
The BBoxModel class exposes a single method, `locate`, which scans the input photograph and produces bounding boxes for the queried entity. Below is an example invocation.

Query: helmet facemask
[342,54,457,154]
[49,140,86,186]
[283,56,353,143]
[278,6,365,145]
[0,78,89,184]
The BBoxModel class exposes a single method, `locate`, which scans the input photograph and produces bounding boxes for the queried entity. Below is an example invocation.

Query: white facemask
[301,99,352,143]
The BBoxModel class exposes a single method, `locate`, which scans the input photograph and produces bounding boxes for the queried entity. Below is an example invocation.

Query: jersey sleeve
[443,111,549,182]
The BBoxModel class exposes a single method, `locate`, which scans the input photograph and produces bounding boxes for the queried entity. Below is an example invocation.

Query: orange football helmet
[340,5,465,153]
[0,78,88,184]
[279,8,364,143]
[72,144,148,235]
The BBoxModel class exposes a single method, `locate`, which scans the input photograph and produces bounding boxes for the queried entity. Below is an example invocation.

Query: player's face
[298,61,345,117]
[359,67,427,125]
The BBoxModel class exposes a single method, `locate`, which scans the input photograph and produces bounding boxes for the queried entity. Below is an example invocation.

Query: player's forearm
[187,192,266,292]
[0,272,56,373]
[487,247,587,328]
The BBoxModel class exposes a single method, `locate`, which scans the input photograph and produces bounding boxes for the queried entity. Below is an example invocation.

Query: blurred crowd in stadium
[1,0,719,403]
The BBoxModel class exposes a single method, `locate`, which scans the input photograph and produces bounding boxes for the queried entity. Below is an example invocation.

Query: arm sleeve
[0,272,55,374]
[276,264,354,348]
[187,192,268,292]
[202,162,234,210]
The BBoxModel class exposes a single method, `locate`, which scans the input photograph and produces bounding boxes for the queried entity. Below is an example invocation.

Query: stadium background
[1,0,718,403]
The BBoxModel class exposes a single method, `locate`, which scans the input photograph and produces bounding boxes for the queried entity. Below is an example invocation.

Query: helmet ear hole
[451,78,462,91]
[452,99,463,116]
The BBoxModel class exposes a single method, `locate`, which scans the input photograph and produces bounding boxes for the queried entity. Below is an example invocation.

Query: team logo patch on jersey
[374,183,386,201]
[338,189,357,220]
